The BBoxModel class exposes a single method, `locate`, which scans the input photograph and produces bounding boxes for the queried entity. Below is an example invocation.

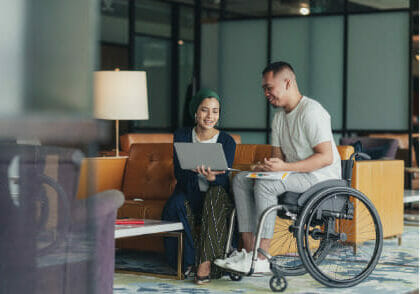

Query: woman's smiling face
[195,97,220,130]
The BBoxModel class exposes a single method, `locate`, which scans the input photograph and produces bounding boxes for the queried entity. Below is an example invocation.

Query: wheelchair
[221,152,383,292]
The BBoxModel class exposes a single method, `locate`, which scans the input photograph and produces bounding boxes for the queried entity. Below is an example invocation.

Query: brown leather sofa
[82,133,404,253]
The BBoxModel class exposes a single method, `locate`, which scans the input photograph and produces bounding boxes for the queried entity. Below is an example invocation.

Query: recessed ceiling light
[299,7,310,15]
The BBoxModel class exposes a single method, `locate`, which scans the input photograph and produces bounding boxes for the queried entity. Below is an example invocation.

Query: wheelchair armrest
[350,152,371,161]
[297,179,347,207]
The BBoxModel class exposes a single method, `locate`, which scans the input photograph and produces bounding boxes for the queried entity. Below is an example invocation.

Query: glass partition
[135,0,171,38]
[271,16,344,130]
[100,0,128,44]
[348,0,409,12]
[231,132,267,144]
[347,12,409,130]
[218,20,268,129]
[178,6,194,126]
[179,41,194,126]
[201,23,220,91]
[132,36,172,128]
[272,0,345,16]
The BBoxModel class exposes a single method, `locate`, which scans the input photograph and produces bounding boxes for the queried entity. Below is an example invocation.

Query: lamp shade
[94,71,149,120]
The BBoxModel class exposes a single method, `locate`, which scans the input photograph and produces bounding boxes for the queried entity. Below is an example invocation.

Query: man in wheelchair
[215,61,342,274]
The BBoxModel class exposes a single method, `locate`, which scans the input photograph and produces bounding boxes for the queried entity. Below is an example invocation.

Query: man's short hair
[262,61,295,76]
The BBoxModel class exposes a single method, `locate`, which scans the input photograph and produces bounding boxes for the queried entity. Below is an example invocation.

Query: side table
[115,219,184,280]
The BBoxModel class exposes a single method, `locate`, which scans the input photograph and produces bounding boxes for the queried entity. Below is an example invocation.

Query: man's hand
[261,157,289,172]
[194,165,225,182]
[251,161,265,171]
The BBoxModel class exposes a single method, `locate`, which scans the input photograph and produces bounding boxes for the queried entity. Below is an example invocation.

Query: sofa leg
[397,234,402,246]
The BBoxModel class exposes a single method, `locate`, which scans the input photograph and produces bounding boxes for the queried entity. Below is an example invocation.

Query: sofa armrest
[76,157,127,199]
[352,159,404,238]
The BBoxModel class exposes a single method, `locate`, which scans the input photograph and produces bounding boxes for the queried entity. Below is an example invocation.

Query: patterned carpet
[113,226,419,293]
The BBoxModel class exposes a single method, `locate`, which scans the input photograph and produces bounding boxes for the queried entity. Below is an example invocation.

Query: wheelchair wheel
[269,218,329,276]
[229,272,242,281]
[297,187,383,288]
[269,276,287,292]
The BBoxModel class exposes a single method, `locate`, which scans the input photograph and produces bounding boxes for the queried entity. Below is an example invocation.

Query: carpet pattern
[114,226,418,293]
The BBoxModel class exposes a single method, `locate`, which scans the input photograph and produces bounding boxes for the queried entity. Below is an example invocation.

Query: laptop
[174,142,239,171]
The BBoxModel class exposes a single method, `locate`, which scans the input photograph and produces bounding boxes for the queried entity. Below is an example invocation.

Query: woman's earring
[194,114,197,124]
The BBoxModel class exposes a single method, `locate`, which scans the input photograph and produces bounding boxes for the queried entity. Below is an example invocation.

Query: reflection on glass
[348,0,409,12]
[225,0,269,18]
[272,0,344,16]
[100,0,128,44]
[232,132,267,144]
[179,41,194,127]
[347,12,409,130]
[270,16,344,130]
[218,20,267,129]
[180,6,194,41]
[133,36,171,128]
[136,0,171,38]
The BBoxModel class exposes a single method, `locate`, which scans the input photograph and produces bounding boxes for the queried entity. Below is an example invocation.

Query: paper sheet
[245,171,291,181]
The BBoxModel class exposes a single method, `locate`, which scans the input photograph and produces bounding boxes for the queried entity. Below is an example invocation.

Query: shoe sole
[195,280,210,285]
[213,260,226,267]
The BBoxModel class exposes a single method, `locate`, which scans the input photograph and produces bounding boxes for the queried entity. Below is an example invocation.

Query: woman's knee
[162,192,187,219]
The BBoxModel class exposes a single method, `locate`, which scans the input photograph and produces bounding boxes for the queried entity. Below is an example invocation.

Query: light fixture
[299,7,310,15]
[94,69,149,157]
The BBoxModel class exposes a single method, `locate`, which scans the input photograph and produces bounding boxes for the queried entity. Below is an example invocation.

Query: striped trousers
[186,185,233,278]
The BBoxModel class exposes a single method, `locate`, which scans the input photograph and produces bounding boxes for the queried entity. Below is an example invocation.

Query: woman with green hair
[162,88,236,284]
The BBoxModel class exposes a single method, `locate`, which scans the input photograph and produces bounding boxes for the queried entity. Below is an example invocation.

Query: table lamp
[94,70,149,157]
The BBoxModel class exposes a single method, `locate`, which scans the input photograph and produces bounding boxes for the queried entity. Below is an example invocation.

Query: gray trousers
[232,172,317,239]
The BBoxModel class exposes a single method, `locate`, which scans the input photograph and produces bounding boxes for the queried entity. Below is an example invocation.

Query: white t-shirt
[271,96,341,182]
[192,128,220,191]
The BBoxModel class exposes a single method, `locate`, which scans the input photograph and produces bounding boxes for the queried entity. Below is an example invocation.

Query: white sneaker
[224,256,271,274]
[222,252,253,273]
[214,249,249,268]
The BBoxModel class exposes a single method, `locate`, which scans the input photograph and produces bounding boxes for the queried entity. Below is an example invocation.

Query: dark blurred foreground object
[0,144,124,294]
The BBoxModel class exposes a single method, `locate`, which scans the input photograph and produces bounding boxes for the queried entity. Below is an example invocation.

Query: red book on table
[115,219,145,225]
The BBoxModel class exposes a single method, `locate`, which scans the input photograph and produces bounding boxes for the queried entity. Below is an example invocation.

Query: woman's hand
[194,165,225,182]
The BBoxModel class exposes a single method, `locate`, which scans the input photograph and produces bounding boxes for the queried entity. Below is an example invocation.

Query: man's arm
[263,141,333,173]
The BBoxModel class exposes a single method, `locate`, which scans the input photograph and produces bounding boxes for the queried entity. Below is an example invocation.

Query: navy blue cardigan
[173,127,236,209]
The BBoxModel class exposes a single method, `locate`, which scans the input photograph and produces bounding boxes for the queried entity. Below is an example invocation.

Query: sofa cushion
[120,132,242,154]
[120,134,173,153]
[122,143,176,201]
